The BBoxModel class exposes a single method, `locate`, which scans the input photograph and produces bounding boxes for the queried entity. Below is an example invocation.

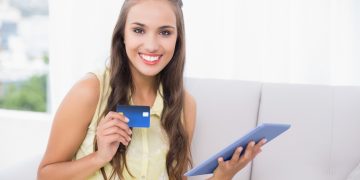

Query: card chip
[143,112,149,117]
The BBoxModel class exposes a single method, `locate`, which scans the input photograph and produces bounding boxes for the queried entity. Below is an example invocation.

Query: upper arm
[39,73,100,167]
[183,89,196,144]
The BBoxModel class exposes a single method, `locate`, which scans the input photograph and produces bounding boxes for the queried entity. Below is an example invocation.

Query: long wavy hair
[93,0,191,179]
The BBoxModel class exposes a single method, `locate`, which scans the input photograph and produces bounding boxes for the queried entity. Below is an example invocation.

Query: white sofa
[186,78,360,180]
[1,78,360,180]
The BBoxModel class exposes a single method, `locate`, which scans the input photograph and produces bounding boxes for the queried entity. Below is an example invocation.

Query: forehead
[126,1,177,27]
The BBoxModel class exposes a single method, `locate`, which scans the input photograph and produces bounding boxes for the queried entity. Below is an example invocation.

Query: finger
[118,138,129,146]
[102,126,132,141]
[101,111,129,125]
[230,147,243,162]
[101,119,132,135]
[114,111,129,123]
[242,141,255,162]
[254,148,262,156]
[217,157,225,168]
[102,118,129,130]
[257,138,267,147]
[254,139,267,154]
[99,112,114,126]
[98,116,107,126]
[105,134,128,146]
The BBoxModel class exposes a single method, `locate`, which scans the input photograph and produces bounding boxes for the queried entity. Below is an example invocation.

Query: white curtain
[49,0,360,112]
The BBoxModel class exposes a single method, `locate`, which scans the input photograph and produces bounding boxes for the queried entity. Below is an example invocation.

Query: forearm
[38,152,106,180]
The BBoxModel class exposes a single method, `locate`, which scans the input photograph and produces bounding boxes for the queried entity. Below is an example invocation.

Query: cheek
[163,38,177,57]
[125,39,141,56]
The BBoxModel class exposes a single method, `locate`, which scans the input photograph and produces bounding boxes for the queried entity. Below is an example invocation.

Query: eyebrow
[131,22,176,29]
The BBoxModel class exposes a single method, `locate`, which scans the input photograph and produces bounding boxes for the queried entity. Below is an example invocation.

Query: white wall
[184,0,360,84]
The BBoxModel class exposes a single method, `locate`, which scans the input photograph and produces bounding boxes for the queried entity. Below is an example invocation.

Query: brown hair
[94,0,191,179]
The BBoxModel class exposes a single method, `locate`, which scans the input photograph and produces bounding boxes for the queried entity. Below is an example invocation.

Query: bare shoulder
[55,73,100,121]
[69,73,100,105]
[54,72,101,138]
[40,73,101,167]
[183,89,196,143]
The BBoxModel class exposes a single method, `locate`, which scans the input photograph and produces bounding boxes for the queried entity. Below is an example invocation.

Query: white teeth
[140,54,160,61]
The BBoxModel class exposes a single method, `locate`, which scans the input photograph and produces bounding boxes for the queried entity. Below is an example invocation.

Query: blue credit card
[116,105,150,128]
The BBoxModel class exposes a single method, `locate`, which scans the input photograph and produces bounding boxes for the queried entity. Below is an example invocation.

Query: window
[0,0,49,112]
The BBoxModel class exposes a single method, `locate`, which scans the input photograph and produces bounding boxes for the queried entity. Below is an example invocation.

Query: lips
[139,53,162,65]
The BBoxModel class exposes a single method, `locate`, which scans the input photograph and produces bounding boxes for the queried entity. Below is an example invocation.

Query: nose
[143,34,160,53]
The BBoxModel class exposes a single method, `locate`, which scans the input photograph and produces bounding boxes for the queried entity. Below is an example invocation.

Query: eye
[160,30,171,36]
[133,28,144,34]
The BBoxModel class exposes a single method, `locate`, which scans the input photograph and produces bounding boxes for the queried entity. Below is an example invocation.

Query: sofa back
[185,78,262,180]
[250,83,360,180]
[186,79,360,180]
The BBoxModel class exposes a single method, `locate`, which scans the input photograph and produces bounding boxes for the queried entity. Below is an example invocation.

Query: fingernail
[263,139,267,143]
[128,137,131,141]
[125,117,129,122]
[118,112,123,115]
[238,147,243,152]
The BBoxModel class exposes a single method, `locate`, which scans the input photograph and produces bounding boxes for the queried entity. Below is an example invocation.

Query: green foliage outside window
[0,74,47,112]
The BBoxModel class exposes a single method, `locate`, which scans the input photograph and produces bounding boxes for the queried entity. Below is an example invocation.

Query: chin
[139,69,162,77]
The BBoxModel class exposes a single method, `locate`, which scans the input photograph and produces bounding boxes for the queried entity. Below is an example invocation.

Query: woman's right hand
[95,111,132,164]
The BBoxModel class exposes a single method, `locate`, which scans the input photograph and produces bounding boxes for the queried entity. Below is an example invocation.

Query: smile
[139,53,162,65]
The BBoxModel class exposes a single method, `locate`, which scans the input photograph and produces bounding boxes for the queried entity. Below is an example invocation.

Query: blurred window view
[0,0,49,112]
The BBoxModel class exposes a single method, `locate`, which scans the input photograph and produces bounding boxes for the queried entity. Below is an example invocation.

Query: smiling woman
[37,0,265,180]
[38,0,191,179]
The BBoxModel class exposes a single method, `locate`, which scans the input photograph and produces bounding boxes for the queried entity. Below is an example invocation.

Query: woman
[37,0,265,179]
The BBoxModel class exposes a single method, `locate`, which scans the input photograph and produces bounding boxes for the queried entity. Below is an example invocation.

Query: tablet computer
[184,123,291,176]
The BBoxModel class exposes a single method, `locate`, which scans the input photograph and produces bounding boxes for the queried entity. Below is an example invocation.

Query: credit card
[116,105,150,128]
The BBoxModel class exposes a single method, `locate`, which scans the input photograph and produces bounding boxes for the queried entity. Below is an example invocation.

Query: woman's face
[124,0,178,78]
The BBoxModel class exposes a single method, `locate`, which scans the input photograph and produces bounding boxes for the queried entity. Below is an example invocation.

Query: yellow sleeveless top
[74,69,170,180]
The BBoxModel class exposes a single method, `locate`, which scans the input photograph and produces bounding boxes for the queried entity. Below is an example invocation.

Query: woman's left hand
[210,139,267,180]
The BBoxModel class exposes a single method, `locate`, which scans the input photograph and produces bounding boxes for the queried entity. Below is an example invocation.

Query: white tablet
[184,123,291,176]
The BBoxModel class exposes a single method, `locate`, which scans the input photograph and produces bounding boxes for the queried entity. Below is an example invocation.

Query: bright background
[0,0,359,171]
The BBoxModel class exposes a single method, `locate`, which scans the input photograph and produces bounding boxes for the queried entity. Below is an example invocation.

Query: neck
[130,69,158,106]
